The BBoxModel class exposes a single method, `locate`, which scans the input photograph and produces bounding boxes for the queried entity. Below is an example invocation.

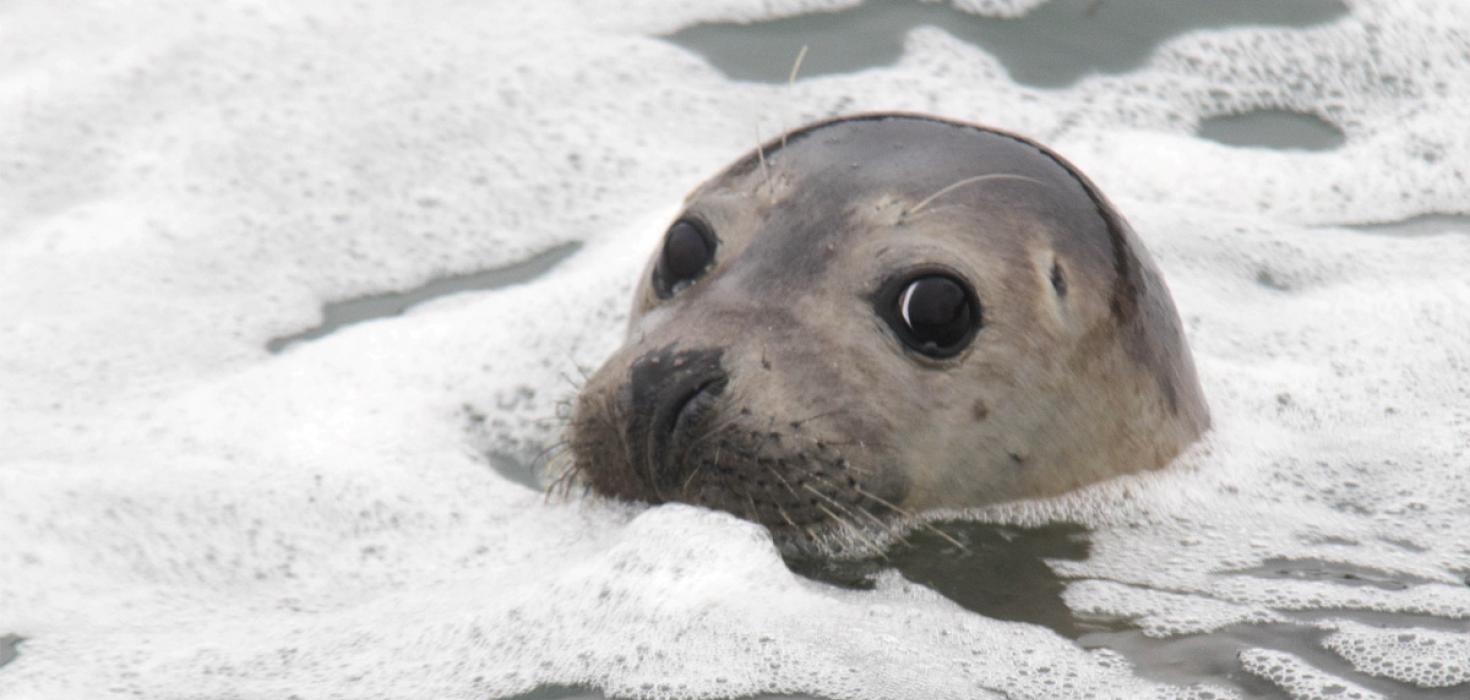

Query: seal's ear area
[652,217,718,299]
[872,268,983,361]
[1049,257,1068,299]
[994,132,1210,433]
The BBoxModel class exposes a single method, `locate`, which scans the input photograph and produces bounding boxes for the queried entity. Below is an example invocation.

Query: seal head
[565,113,1209,543]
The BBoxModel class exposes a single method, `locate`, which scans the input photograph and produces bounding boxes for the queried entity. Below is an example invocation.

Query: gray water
[266,242,581,353]
[1196,110,1345,151]
[665,0,1346,88]
[1347,214,1470,237]
[666,0,1350,152]
[0,635,20,671]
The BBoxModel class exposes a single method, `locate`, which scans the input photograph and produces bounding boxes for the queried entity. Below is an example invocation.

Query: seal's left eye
[878,272,982,359]
[654,219,716,297]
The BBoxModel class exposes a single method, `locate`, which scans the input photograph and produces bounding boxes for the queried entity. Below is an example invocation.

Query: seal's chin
[651,424,916,558]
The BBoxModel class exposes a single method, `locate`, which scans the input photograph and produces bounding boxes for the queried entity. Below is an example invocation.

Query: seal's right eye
[654,219,716,298]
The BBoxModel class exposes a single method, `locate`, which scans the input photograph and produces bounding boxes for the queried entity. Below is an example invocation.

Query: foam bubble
[1240,649,1386,700]
[1322,620,1470,688]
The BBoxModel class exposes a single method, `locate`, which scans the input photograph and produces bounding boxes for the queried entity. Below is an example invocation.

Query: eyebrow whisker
[904,173,1045,217]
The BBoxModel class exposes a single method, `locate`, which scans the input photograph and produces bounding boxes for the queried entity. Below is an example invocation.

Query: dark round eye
[654,219,715,297]
[882,273,981,358]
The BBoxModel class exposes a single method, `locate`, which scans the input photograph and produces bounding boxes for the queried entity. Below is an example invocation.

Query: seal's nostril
[647,369,727,491]
[624,345,729,492]
[666,376,727,440]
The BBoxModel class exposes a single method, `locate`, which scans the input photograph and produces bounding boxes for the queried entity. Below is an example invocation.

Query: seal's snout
[627,345,728,490]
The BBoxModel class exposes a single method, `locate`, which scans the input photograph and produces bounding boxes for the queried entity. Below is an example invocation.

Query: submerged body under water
[1,0,1468,698]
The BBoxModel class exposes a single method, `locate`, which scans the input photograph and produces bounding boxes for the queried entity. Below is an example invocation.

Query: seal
[562,113,1209,546]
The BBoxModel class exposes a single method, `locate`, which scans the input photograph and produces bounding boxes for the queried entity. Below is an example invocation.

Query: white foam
[1240,649,1386,700]
[2,0,1468,698]
[1322,620,1470,688]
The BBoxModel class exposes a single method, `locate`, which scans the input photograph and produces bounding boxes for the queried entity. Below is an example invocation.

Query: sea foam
[1,1,1467,698]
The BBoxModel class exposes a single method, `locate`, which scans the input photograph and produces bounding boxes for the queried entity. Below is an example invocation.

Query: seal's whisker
[677,416,744,469]
[584,389,641,500]
[848,483,968,553]
[842,520,888,558]
[680,445,714,496]
[530,441,570,472]
[643,451,663,501]
[536,454,573,497]
[810,500,849,531]
[572,362,595,382]
[764,464,801,499]
[754,125,773,198]
[847,482,913,517]
[790,407,852,427]
[904,173,1045,218]
[743,492,763,522]
[690,411,745,449]
[557,371,585,392]
[801,483,888,558]
[857,501,914,550]
[799,481,849,512]
[780,44,809,151]
[798,432,893,454]
[810,501,885,556]
[777,505,802,531]
[787,44,809,86]
[848,497,893,530]
[679,463,703,495]
[542,452,578,501]
[808,477,915,550]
